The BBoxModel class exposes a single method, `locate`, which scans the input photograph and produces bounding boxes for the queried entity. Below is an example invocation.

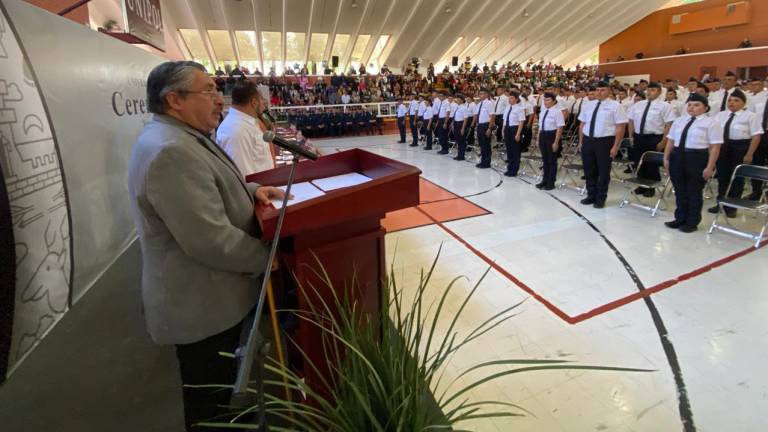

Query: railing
[267,102,399,122]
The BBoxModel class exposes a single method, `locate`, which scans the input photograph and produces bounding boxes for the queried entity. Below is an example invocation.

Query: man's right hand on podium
[254,186,292,206]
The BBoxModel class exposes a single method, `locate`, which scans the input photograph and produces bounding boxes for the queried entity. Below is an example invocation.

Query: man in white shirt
[578,81,629,208]
[475,88,494,168]
[502,91,527,177]
[437,93,452,154]
[216,80,275,177]
[492,86,509,144]
[748,76,768,199]
[628,82,677,196]
[452,94,470,160]
[708,89,764,217]
[396,97,407,143]
[408,93,420,146]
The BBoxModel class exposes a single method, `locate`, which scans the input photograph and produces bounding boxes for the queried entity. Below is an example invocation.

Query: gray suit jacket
[128,115,268,344]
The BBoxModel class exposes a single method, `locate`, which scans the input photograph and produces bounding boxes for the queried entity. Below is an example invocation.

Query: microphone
[262,130,319,161]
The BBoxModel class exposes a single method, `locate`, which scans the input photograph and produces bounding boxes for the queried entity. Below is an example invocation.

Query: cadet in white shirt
[748,76,768,199]
[663,94,723,232]
[437,93,451,154]
[492,86,509,143]
[466,93,478,148]
[408,93,420,145]
[422,99,435,150]
[578,81,629,208]
[396,96,407,143]
[628,82,677,196]
[452,94,470,160]
[569,88,587,131]
[665,88,685,119]
[475,88,494,168]
[708,89,764,217]
[415,95,427,147]
[216,80,275,177]
[537,92,566,190]
[714,71,745,116]
[501,91,526,177]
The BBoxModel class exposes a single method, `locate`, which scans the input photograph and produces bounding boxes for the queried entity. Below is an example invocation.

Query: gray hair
[147,61,207,114]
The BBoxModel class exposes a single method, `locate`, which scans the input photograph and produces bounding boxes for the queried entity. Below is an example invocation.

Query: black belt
[586,135,614,140]
[674,147,707,153]
[478,122,489,125]
[634,133,663,138]
[725,138,751,145]
[540,129,557,134]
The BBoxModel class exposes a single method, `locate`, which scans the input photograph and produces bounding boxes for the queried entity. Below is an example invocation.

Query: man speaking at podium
[127,61,286,430]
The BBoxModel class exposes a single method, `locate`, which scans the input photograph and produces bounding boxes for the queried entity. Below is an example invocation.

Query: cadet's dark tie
[589,101,602,137]
[639,100,652,135]
[720,91,728,112]
[541,109,549,131]
[762,103,768,131]
[679,116,697,150]
[506,106,513,126]
[724,112,735,142]
[576,98,583,115]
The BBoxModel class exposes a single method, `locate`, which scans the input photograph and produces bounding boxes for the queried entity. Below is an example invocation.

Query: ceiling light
[522,8,529,17]
[351,0,358,8]
[445,7,452,13]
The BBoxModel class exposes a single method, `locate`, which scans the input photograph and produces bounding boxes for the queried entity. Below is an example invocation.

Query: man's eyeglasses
[181,89,222,99]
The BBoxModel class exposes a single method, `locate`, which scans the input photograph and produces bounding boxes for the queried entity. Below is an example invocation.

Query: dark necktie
[724,112,735,142]
[762,102,768,131]
[576,98,583,115]
[507,106,513,126]
[720,90,728,112]
[589,101,602,137]
[478,101,484,122]
[541,109,549,131]
[678,116,697,150]
[639,100,652,135]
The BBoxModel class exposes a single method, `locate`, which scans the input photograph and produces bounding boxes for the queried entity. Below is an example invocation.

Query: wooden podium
[245,148,421,390]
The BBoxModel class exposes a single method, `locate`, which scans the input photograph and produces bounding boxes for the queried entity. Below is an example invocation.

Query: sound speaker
[331,56,339,67]
[452,56,459,66]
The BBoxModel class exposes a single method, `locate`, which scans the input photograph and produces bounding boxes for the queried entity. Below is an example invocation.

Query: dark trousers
[455,123,467,158]
[175,320,245,431]
[410,116,419,144]
[632,134,663,182]
[467,124,476,146]
[751,134,768,196]
[521,119,533,152]
[716,139,751,200]
[581,136,615,203]
[438,120,449,151]
[670,149,708,227]
[539,130,558,187]
[425,127,433,149]
[477,123,491,165]
[495,120,503,142]
[504,126,521,175]
[397,117,406,142]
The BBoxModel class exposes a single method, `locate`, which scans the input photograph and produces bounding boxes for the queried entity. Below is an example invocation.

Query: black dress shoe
[424,146,433,150]
[593,201,605,209]
[453,156,465,161]
[580,175,586,180]
[665,220,684,229]
[580,197,595,205]
[475,163,490,168]
[543,185,556,191]
[503,171,517,177]
[643,189,656,198]
[679,225,698,233]
[437,150,449,154]
[535,183,545,189]
[725,208,737,218]
[397,141,405,143]
[707,205,720,214]
[409,143,418,147]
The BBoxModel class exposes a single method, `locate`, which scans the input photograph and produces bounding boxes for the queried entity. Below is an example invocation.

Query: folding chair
[557,137,586,195]
[618,151,671,217]
[708,164,768,248]
[611,138,634,183]
[519,124,542,182]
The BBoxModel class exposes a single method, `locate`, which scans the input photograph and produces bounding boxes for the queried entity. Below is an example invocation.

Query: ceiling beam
[397,0,449,67]
[505,0,597,65]
[216,0,241,66]
[341,0,373,71]
[378,0,423,70]
[361,0,399,68]
[303,0,316,65]
[433,0,494,67]
[476,0,542,64]
[419,0,472,65]
[323,0,345,69]
[182,0,217,69]
[281,0,286,72]
[486,0,557,64]
[250,0,265,72]
[521,0,613,64]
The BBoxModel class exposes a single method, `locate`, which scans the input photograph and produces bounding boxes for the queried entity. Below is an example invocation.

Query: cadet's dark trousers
[716,139,751,200]
[669,148,708,227]
[397,117,406,142]
[539,130,558,187]
[581,136,615,203]
[455,122,467,159]
[477,123,491,166]
[175,320,245,431]
[425,127,434,149]
[409,115,418,144]
[521,118,533,152]
[750,134,767,197]
[504,125,521,175]
[495,119,503,143]
[438,120,449,151]
[632,133,663,183]
[466,124,476,147]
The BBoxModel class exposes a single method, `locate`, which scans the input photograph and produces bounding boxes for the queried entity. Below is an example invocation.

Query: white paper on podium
[270,182,326,209]
[311,172,372,191]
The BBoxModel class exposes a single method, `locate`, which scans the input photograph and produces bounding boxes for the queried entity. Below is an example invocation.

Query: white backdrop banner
[0,0,163,380]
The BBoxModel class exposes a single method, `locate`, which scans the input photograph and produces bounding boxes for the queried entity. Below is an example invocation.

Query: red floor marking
[414,203,768,324]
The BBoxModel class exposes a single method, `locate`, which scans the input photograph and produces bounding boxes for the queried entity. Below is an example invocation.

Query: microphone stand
[230,151,301,431]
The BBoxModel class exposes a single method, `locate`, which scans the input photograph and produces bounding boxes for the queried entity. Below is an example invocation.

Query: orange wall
[597,47,768,82]
[600,0,768,62]
[24,0,89,25]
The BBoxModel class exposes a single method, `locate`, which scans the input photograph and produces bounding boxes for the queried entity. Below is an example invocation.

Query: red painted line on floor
[414,203,768,324]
